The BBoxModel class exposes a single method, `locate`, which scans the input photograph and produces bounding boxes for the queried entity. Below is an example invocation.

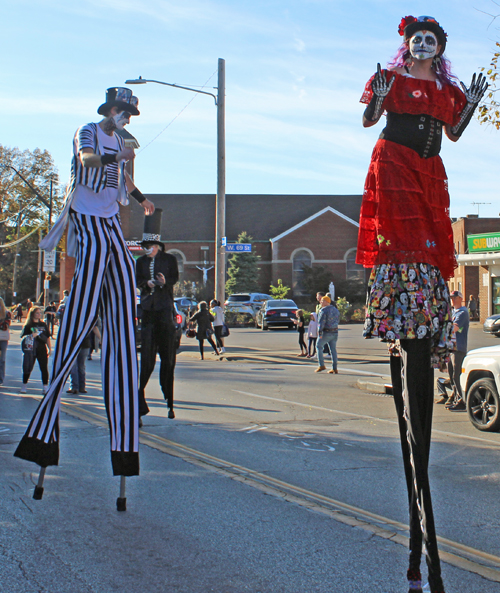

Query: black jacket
[136,251,179,311]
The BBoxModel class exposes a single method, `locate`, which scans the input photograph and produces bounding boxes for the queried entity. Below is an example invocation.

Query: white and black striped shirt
[71,123,125,218]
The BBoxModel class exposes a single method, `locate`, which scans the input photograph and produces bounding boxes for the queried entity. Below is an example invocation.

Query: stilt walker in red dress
[357,16,488,593]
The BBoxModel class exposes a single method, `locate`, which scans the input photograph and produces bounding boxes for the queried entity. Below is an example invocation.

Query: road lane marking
[231,389,500,446]
[239,425,268,433]
[59,400,500,583]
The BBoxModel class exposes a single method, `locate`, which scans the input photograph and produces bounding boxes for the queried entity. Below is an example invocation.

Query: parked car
[255,299,298,330]
[136,291,183,350]
[483,314,500,337]
[174,297,198,323]
[460,345,500,432]
[224,303,256,326]
[224,293,273,317]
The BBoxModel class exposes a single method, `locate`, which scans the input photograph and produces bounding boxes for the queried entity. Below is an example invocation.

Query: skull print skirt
[363,262,454,368]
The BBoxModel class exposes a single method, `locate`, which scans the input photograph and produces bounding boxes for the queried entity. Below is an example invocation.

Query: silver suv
[224,293,273,317]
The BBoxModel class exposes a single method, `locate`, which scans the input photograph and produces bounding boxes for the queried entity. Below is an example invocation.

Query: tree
[225,231,261,295]
[301,264,366,303]
[0,144,63,305]
[478,42,500,129]
[269,279,290,299]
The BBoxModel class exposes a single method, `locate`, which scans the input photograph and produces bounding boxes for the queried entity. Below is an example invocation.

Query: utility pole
[215,58,226,304]
[11,212,22,301]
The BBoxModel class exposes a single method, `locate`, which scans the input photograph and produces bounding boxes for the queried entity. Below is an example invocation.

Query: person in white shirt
[210,300,226,353]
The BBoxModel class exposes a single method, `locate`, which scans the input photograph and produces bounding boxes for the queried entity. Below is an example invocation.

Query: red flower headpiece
[398,15,417,36]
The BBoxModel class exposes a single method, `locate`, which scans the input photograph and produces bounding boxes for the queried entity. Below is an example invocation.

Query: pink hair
[387,42,459,87]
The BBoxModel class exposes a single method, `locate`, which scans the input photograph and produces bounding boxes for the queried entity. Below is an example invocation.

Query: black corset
[380,112,443,158]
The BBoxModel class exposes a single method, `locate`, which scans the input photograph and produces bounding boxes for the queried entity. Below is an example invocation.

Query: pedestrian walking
[467,294,477,321]
[136,210,179,422]
[20,307,51,394]
[356,15,487,593]
[294,309,307,356]
[14,303,23,322]
[0,297,12,386]
[67,331,92,394]
[44,301,57,337]
[88,316,101,360]
[210,299,226,353]
[315,296,340,373]
[307,312,318,358]
[15,86,155,488]
[444,291,470,411]
[189,302,219,360]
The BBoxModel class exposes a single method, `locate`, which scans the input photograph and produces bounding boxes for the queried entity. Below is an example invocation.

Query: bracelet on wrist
[101,153,117,166]
[130,188,146,204]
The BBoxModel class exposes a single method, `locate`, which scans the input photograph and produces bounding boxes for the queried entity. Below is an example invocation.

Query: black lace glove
[364,63,396,122]
[451,72,489,138]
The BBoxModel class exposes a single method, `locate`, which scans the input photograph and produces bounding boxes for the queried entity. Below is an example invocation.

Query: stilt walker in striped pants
[15,88,155,506]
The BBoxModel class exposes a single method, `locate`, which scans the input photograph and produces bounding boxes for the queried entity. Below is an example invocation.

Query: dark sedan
[256,299,298,330]
[483,314,500,337]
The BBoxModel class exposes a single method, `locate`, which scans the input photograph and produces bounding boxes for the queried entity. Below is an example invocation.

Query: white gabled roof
[270,206,359,242]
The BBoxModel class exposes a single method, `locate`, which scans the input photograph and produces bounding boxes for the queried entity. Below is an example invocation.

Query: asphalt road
[1,323,500,592]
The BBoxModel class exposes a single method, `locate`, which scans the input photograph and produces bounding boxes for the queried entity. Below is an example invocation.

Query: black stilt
[116,475,126,511]
[33,467,46,500]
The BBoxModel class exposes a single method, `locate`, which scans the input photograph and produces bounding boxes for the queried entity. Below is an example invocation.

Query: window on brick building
[292,249,312,295]
[346,250,365,281]
[168,250,185,281]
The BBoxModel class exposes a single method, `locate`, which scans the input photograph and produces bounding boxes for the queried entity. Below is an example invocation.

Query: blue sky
[2,0,499,218]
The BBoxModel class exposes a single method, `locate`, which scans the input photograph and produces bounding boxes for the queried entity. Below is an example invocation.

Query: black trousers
[214,325,224,349]
[448,350,466,401]
[390,339,444,592]
[23,348,49,385]
[139,310,176,416]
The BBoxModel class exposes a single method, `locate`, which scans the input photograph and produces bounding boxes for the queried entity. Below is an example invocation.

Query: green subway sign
[468,232,500,253]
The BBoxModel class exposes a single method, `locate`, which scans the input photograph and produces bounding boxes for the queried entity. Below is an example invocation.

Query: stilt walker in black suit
[136,210,179,423]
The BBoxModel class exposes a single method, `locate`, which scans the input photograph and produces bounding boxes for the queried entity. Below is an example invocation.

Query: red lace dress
[357,72,467,364]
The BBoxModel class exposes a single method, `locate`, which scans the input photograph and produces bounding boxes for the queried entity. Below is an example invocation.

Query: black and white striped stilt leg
[33,467,46,500]
[117,476,127,511]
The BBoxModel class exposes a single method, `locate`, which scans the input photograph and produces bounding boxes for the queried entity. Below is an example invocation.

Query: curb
[356,380,392,395]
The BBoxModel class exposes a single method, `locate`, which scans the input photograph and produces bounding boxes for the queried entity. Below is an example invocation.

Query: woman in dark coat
[189,301,219,360]
[20,307,51,394]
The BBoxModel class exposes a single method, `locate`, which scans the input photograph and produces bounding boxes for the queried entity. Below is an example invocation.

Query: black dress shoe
[448,399,466,411]
[168,409,175,419]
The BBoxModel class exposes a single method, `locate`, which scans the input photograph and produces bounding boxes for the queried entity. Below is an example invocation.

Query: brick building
[120,193,363,297]
[451,215,500,322]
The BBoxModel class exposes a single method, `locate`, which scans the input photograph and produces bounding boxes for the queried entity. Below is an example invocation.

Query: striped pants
[15,212,140,476]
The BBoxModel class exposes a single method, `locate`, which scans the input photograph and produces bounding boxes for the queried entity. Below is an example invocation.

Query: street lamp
[125,58,226,303]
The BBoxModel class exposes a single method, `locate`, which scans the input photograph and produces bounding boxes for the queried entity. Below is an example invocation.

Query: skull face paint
[409,30,438,60]
[112,111,131,130]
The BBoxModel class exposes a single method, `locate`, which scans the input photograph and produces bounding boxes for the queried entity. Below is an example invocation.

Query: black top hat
[140,209,164,249]
[399,15,447,56]
[98,87,140,116]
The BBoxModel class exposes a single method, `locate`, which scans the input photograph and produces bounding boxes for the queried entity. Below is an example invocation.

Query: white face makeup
[112,110,131,130]
[143,247,155,256]
[409,30,438,60]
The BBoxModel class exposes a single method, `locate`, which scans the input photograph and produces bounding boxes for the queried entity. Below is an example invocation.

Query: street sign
[221,237,227,246]
[43,251,56,272]
[225,243,252,253]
